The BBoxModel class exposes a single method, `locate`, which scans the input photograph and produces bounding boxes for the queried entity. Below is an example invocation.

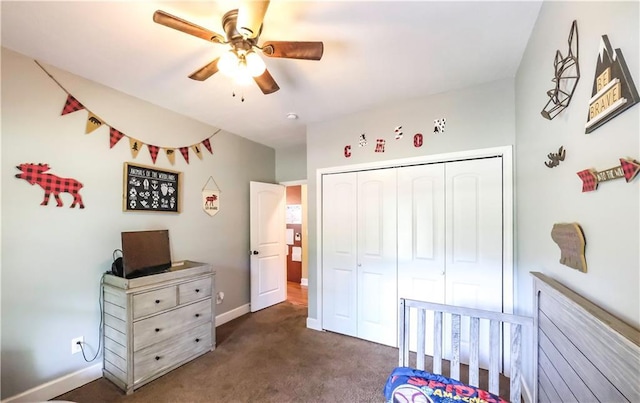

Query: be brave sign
[123,162,182,213]
[585,35,639,133]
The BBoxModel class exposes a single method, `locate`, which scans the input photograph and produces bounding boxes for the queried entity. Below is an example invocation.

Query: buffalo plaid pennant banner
[41,62,219,164]
[61,94,85,115]
[375,139,386,153]
[202,138,213,154]
[109,128,125,148]
[179,147,190,164]
[147,144,160,164]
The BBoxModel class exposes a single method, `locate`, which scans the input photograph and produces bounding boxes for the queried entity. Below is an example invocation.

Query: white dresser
[102,261,215,394]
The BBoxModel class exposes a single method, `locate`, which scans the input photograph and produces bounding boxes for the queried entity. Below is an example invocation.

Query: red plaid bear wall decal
[577,158,640,192]
[15,163,85,208]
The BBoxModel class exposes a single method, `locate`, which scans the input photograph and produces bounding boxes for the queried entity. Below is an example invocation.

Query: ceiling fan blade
[261,41,324,60]
[254,69,280,94]
[189,58,220,81]
[153,10,225,43]
[237,0,270,39]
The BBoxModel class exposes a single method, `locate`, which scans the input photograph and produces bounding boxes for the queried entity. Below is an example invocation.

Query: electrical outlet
[216,291,224,305]
[71,336,84,354]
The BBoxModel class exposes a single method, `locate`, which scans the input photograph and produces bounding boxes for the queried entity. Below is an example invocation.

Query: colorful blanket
[384,367,508,403]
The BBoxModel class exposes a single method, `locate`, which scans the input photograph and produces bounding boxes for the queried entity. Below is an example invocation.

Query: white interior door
[250,181,286,312]
[397,163,446,354]
[322,173,357,337]
[357,168,397,347]
[444,157,503,367]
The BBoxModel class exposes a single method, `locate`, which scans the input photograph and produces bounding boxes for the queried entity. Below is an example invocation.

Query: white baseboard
[306,317,322,331]
[215,303,250,327]
[1,363,102,403]
[300,278,308,286]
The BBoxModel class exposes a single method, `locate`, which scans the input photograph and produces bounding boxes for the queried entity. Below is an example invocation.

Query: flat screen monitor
[121,230,172,279]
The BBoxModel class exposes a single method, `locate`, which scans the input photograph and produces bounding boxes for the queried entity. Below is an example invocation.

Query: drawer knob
[155,299,160,304]
[195,289,200,293]
[195,313,200,318]
[195,338,200,343]
[155,356,161,361]
[155,328,161,332]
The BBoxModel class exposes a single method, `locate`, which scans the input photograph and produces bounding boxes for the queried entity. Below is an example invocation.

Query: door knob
[249,250,259,255]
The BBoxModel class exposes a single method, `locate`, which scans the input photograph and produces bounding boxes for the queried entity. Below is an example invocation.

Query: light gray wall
[515,0,639,392]
[0,47,275,399]
[275,143,307,182]
[306,78,517,320]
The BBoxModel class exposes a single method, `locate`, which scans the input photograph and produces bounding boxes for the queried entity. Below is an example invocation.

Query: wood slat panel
[105,348,127,372]
[105,312,127,334]
[539,364,562,403]
[105,359,127,382]
[450,314,460,380]
[469,317,480,387]
[433,311,443,375]
[488,319,500,395]
[509,324,522,403]
[533,272,640,401]
[104,286,127,308]
[417,309,426,370]
[538,348,578,402]
[104,336,127,360]
[538,330,596,402]
[104,301,126,322]
[538,310,626,401]
[104,325,127,346]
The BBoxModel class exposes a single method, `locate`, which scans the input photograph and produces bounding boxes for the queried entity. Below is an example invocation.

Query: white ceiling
[1,1,542,149]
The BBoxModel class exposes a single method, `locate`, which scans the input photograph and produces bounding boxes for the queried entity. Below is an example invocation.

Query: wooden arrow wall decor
[577,157,640,192]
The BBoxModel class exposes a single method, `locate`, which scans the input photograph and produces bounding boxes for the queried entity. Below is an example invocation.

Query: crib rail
[398,298,532,403]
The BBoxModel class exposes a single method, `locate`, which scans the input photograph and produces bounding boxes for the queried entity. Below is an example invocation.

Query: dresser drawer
[134,322,212,384]
[179,277,212,304]
[133,299,212,351]
[133,286,177,319]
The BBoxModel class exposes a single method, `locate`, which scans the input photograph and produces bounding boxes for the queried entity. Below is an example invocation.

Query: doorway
[284,183,308,307]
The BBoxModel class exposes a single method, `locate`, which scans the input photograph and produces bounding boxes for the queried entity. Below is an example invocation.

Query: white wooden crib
[398,298,532,402]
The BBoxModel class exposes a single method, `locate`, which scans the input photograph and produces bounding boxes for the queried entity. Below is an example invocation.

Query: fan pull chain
[231,90,245,103]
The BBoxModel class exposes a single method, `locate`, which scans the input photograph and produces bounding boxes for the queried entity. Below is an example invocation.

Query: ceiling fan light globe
[246,51,266,77]
[218,50,239,77]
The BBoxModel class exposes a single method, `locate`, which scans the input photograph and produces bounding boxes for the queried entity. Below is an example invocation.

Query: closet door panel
[397,164,446,354]
[322,172,357,337]
[357,168,397,347]
[445,157,503,367]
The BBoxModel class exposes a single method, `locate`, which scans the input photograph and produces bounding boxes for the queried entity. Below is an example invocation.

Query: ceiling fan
[153,0,323,94]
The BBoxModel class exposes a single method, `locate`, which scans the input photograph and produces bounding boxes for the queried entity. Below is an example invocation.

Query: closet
[322,156,504,352]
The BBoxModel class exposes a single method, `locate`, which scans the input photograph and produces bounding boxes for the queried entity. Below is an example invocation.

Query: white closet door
[397,164,446,354]
[322,172,358,337]
[357,168,397,346]
[445,157,503,367]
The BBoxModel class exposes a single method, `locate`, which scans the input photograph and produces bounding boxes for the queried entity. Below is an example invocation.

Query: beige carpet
[55,302,509,402]
[55,302,399,402]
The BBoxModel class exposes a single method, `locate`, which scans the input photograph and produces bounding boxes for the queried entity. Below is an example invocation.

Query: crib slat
[451,314,461,380]
[433,311,443,374]
[510,323,522,403]
[469,316,480,387]
[489,319,500,395]
[417,308,426,370]
[399,299,408,367]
